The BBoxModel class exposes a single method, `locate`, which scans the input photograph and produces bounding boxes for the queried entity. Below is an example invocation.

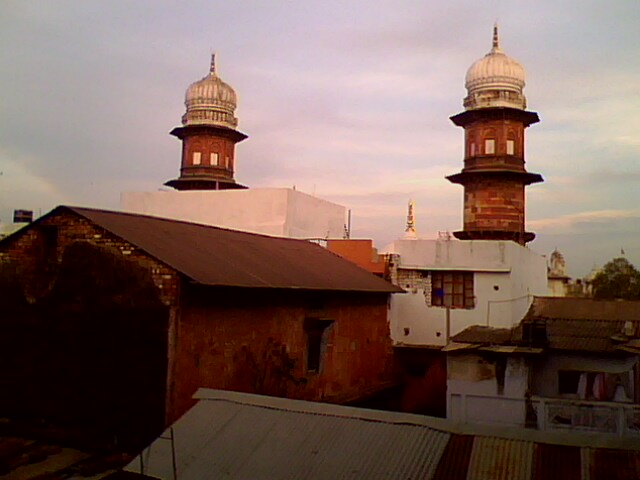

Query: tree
[591,257,640,300]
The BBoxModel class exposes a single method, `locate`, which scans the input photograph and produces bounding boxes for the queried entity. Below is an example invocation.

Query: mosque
[121,55,346,239]
[121,26,554,342]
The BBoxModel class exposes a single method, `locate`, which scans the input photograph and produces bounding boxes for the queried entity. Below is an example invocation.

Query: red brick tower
[165,55,248,191]
[447,26,542,244]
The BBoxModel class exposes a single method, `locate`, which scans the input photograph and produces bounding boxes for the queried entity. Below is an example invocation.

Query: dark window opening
[304,318,333,373]
[39,225,59,262]
[431,271,474,309]
[558,370,581,395]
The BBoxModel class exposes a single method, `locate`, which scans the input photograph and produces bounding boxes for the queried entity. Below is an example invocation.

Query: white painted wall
[121,188,346,239]
[384,239,548,347]
[447,353,529,427]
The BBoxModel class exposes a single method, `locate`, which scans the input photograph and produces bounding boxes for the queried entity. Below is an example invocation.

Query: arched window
[506,130,516,155]
[192,152,202,165]
[482,128,496,155]
[484,139,495,155]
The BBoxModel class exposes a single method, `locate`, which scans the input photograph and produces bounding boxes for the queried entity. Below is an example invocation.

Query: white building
[121,188,346,239]
[384,237,548,347]
[445,297,640,437]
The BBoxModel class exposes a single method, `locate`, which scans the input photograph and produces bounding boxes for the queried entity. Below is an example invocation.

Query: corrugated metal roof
[451,297,640,354]
[586,447,640,480]
[130,391,450,479]
[125,389,640,480]
[529,297,640,322]
[466,436,534,480]
[451,326,513,345]
[432,434,474,480]
[44,206,402,293]
[533,443,581,480]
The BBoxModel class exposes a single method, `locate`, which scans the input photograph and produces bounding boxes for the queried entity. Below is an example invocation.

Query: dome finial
[492,22,501,52]
[210,52,216,75]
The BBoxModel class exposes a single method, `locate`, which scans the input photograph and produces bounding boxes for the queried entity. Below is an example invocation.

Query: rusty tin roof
[451,297,640,354]
[9,206,402,293]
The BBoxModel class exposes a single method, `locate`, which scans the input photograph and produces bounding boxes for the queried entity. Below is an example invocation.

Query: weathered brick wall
[463,177,525,233]
[396,268,432,305]
[0,210,181,306]
[0,209,174,448]
[168,288,395,422]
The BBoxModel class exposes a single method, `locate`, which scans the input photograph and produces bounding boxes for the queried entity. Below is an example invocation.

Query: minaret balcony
[464,155,526,171]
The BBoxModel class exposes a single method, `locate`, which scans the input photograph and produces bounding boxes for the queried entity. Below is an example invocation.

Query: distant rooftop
[451,296,640,355]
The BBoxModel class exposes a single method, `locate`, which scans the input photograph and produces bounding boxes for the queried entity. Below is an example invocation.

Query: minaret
[165,54,248,191]
[446,25,542,244]
[404,200,417,239]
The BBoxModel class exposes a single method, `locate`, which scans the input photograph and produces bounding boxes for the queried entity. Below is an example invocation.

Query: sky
[1,1,639,277]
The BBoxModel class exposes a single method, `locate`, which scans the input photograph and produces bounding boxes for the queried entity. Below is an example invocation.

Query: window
[39,225,59,263]
[470,142,476,156]
[210,152,219,166]
[431,271,474,308]
[506,139,515,155]
[484,139,495,155]
[558,370,581,395]
[192,152,201,165]
[304,318,333,372]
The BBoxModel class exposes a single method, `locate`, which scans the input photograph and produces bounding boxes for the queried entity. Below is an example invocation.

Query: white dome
[182,55,238,128]
[463,26,527,110]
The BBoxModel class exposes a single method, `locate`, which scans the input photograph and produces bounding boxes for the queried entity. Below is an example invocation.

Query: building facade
[0,206,399,447]
[447,297,640,437]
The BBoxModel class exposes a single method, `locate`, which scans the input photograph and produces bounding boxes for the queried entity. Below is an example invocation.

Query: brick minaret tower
[165,55,248,191]
[447,26,542,244]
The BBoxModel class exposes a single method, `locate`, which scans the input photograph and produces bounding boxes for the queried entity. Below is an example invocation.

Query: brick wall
[0,210,181,306]
[168,287,395,422]
[0,209,174,448]
[463,177,525,233]
[397,268,432,305]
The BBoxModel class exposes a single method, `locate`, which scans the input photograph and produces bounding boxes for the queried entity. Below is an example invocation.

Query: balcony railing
[533,396,640,437]
[449,393,640,437]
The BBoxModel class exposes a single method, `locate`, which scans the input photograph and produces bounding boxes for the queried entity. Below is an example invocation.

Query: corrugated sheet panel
[466,436,534,480]
[533,443,581,480]
[432,434,474,480]
[451,326,512,345]
[584,447,640,480]
[59,206,401,293]
[134,398,450,480]
[127,390,640,480]
[547,319,627,353]
[530,297,640,322]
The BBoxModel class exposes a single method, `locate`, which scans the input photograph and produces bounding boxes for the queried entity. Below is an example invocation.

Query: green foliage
[591,257,640,300]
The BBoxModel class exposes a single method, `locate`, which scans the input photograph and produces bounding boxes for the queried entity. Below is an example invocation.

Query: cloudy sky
[1,1,639,276]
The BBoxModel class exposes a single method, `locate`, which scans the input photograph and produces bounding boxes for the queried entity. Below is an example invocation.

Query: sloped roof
[5,206,401,293]
[525,297,640,354]
[451,297,640,354]
[528,296,640,322]
[124,389,640,480]
[450,325,513,345]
